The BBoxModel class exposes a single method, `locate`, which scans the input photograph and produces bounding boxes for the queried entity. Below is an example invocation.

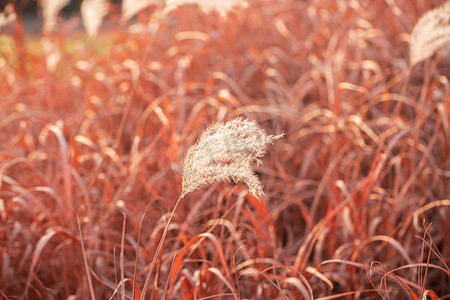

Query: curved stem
[141,195,183,300]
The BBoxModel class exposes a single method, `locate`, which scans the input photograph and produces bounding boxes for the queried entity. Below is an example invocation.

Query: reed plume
[141,117,282,298]
[181,117,283,199]
[81,0,108,37]
[41,0,69,33]
[122,0,162,21]
[0,4,16,29]
[410,1,450,66]
[122,0,247,21]
[164,0,248,18]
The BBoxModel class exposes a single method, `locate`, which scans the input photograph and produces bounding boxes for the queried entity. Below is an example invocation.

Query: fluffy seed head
[41,0,69,33]
[164,0,248,18]
[122,0,162,21]
[181,118,283,199]
[410,1,450,66]
[121,0,248,21]
[81,0,108,37]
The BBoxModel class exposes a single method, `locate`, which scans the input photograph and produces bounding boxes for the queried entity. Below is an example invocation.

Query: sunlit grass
[0,0,449,299]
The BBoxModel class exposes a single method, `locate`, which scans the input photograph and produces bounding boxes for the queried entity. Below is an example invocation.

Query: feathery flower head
[181,118,283,199]
[410,1,450,65]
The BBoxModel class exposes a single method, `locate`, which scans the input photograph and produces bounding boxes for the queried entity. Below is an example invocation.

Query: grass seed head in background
[164,0,249,18]
[181,118,283,199]
[0,4,16,28]
[41,0,70,33]
[409,0,450,65]
[81,0,108,37]
[122,0,163,21]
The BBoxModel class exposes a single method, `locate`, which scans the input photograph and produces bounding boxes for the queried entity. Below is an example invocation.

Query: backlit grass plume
[141,118,282,298]
[410,0,450,65]
[181,117,283,199]
[164,0,249,18]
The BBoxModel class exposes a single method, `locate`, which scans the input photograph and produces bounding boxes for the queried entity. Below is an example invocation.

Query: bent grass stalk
[140,117,283,298]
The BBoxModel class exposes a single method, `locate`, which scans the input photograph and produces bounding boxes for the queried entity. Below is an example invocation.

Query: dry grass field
[0,0,449,299]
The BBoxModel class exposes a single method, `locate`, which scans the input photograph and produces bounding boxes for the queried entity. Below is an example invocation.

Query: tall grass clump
[0,0,449,298]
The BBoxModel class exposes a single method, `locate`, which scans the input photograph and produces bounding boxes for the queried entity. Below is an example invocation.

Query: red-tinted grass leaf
[22,227,74,299]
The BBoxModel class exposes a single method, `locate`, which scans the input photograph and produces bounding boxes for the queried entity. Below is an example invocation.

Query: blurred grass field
[0,0,449,299]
